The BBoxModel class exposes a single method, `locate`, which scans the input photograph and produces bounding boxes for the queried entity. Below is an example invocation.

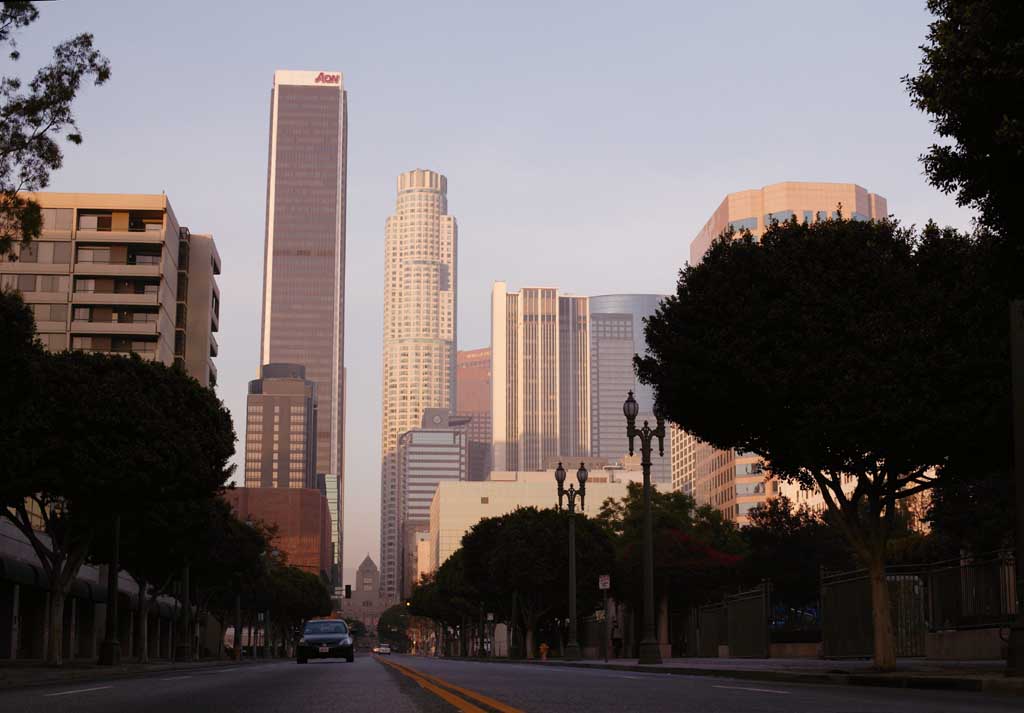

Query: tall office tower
[244,363,319,489]
[397,408,468,596]
[688,181,888,523]
[490,283,590,472]
[588,294,670,485]
[380,169,457,599]
[0,192,220,386]
[259,69,347,576]
[669,425,696,496]
[456,348,492,481]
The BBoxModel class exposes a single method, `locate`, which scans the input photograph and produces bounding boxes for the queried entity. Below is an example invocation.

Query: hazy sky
[18,1,971,584]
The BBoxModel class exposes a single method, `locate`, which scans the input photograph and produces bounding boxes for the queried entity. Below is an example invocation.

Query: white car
[377,643,391,655]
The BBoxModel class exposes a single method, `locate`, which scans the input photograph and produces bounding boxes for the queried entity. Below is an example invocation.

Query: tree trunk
[137,580,150,663]
[46,586,66,665]
[524,624,535,659]
[867,553,896,670]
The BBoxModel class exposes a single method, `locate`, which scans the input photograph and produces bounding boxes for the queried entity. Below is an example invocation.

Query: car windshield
[304,621,348,635]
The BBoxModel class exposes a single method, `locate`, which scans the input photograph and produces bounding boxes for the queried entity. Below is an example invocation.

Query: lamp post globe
[623,391,639,421]
[554,462,567,485]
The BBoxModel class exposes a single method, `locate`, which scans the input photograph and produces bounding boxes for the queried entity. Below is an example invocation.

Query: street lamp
[624,390,664,665]
[555,461,588,661]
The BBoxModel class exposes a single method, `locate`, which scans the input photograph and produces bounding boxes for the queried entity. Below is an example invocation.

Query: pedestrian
[611,621,623,659]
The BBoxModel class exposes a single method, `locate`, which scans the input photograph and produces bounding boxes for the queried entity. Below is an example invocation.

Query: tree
[741,497,854,628]
[635,215,1000,668]
[597,484,743,633]
[378,604,412,652]
[0,1,110,256]
[904,0,1024,241]
[462,507,615,658]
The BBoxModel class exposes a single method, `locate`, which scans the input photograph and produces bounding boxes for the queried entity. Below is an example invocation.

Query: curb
[431,656,1024,696]
[0,658,279,692]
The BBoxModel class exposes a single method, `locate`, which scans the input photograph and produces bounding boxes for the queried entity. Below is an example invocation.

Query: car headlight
[299,638,307,645]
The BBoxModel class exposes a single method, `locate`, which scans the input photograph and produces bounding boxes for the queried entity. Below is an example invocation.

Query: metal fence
[821,553,1017,659]
[926,553,1017,630]
[726,583,771,657]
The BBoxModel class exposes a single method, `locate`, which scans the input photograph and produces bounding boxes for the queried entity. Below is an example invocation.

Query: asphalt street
[0,654,1021,713]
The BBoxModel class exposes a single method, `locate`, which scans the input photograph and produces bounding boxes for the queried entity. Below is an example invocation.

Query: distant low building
[337,555,392,636]
[427,469,639,573]
[223,488,332,579]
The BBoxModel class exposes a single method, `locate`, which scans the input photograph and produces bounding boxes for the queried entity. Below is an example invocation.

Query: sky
[17,0,972,585]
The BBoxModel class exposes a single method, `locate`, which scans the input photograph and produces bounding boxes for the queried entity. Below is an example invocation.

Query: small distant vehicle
[297,619,354,664]
[377,643,391,655]
[372,645,380,654]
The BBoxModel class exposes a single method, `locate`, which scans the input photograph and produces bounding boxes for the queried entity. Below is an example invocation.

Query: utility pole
[1008,301,1024,676]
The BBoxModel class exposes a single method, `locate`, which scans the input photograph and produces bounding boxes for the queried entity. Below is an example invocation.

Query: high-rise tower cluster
[380,169,458,599]
[243,69,348,586]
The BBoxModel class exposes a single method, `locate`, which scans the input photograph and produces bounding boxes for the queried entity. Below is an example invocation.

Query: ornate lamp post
[624,390,664,665]
[555,461,588,661]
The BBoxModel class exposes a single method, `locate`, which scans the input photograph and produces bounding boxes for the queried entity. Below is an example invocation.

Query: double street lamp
[555,461,588,661]
[624,390,665,665]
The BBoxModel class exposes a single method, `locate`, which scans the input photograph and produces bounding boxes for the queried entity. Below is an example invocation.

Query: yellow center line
[405,665,526,713]
[376,657,487,713]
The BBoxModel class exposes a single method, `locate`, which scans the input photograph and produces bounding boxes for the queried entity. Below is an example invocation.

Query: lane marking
[713,685,790,695]
[43,685,113,697]
[377,658,487,713]
[403,663,527,713]
[160,675,193,680]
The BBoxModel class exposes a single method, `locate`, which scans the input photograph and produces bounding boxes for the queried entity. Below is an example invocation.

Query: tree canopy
[904,0,1024,241]
[635,215,1011,668]
[0,1,110,255]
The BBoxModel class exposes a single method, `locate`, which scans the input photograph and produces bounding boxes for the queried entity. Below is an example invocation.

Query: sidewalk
[0,657,273,691]
[456,656,1024,696]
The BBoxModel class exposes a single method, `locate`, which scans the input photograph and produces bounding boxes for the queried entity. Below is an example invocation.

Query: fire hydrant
[539,642,549,661]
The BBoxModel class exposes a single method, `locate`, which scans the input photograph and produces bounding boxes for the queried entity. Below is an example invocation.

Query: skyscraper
[243,363,318,490]
[257,69,347,575]
[397,409,468,596]
[456,348,492,481]
[589,294,670,485]
[685,181,887,523]
[380,169,457,600]
[490,283,590,472]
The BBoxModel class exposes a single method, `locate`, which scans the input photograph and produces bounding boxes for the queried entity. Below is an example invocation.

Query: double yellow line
[376,656,524,713]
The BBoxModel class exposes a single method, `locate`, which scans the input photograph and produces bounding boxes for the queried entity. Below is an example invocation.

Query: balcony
[209,332,218,357]
[75,228,164,245]
[70,320,158,336]
[73,261,160,278]
[72,291,159,307]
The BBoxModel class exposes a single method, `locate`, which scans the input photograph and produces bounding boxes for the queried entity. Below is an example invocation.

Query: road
[0,654,1020,712]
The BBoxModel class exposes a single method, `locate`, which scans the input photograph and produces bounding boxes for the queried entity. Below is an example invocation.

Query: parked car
[377,643,391,655]
[297,619,354,664]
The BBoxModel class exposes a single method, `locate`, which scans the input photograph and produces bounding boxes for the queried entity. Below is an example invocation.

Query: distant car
[297,619,354,664]
[372,645,380,654]
[377,643,391,655]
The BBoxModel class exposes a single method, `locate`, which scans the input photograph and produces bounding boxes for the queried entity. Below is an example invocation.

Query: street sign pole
[1009,300,1024,677]
[599,575,610,663]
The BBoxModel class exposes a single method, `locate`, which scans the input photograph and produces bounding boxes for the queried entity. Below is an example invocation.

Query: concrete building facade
[337,555,391,635]
[588,294,670,485]
[380,169,458,599]
[0,192,219,386]
[427,470,634,573]
[223,488,332,579]
[456,348,492,481]
[490,283,590,473]
[684,182,887,523]
[243,363,318,490]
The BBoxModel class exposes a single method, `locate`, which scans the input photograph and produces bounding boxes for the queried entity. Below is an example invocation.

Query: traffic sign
[598,574,610,590]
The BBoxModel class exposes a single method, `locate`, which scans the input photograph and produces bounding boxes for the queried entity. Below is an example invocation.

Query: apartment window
[727,217,757,232]
[764,211,795,225]
[77,246,111,263]
[40,208,73,231]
